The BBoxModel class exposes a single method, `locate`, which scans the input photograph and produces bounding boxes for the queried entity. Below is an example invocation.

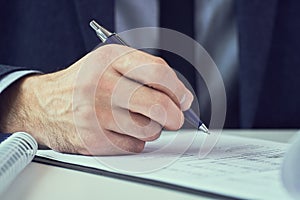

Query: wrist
[0,74,47,145]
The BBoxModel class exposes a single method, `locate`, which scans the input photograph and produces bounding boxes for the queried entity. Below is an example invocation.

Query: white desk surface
[1,130,298,200]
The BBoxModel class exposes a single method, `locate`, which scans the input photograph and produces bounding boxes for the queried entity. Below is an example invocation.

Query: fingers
[104,44,194,111]
[104,107,162,142]
[128,85,185,130]
[110,74,184,130]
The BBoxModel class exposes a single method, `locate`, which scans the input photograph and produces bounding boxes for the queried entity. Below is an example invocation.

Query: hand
[0,44,193,155]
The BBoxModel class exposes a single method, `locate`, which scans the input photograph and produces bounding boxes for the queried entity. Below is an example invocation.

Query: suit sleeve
[0,64,42,93]
[0,65,29,78]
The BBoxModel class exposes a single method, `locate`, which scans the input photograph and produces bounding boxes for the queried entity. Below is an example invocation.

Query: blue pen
[89,20,209,134]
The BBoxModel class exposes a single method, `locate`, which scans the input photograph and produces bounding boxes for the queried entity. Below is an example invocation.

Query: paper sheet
[36,131,292,199]
[282,132,300,199]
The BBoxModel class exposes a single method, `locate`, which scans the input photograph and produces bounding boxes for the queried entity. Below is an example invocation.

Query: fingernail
[180,94,187,106]
[180,92,194,111]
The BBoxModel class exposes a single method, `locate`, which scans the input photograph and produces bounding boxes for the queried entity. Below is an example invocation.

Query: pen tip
[198,124,210,135]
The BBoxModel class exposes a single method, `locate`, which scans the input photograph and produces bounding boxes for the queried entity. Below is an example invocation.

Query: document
[36,130,292,199]
[282,133,300,199]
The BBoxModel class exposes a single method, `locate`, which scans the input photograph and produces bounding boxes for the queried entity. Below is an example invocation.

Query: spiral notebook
[0,132,38,195]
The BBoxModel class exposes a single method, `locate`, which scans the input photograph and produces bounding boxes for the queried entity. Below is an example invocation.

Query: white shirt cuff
[0,70,42,93]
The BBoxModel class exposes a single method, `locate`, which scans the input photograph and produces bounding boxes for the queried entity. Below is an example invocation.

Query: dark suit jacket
[0,0,299,128]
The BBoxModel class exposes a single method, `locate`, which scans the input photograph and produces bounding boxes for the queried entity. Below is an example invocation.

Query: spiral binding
[0,132,37,195]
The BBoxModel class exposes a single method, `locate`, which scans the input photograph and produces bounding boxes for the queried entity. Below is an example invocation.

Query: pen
[89,20,209,134]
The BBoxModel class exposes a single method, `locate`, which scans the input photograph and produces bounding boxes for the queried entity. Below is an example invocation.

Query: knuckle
[153,56,168,65]
[153,61,170,75]
[130,140,145,153]
[151,131,162,140]
[149,57,169,76]
[140,122,162,141]
[144,128,162,141]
